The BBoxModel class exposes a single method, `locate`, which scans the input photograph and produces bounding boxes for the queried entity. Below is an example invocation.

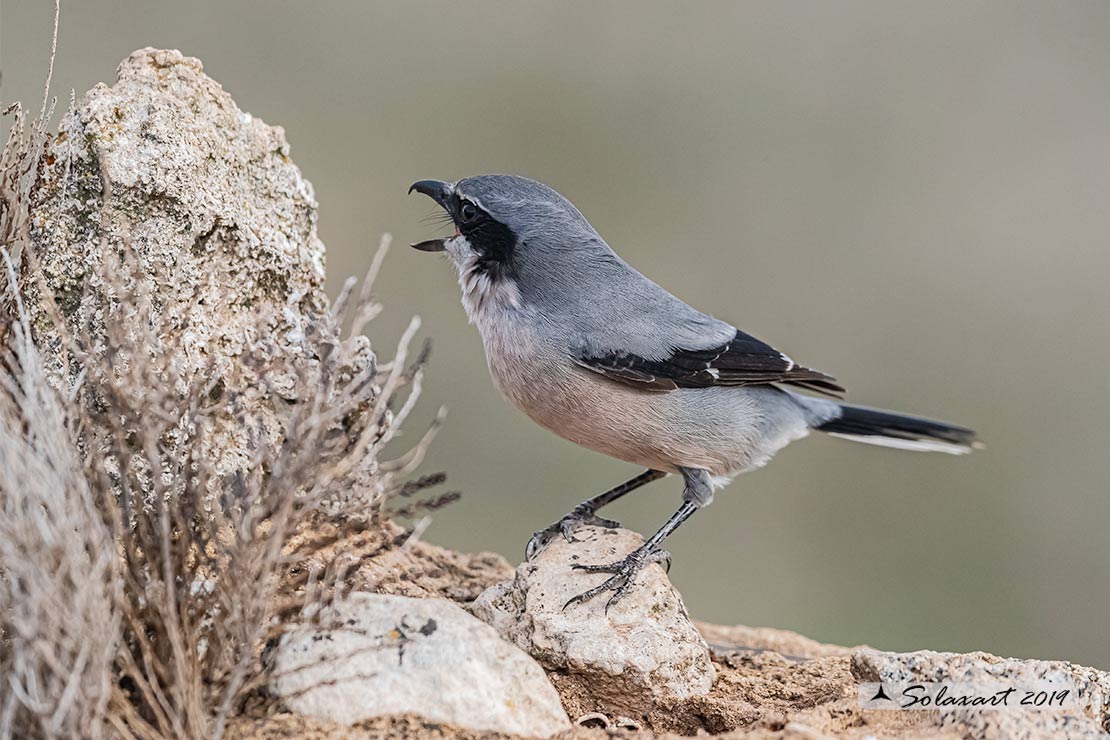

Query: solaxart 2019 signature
[858,680,1083,711]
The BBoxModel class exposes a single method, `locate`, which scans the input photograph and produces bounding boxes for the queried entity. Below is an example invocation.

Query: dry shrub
[0,264,119,740]
[0,25,451,739]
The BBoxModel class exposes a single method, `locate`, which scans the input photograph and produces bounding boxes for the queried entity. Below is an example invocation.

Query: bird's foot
[525,505,621,561]
[563,544,671,611]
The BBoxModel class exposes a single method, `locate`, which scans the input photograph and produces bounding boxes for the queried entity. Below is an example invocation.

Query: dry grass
[0,22,450,739]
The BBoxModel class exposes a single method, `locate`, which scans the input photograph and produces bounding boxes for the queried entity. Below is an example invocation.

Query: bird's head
[408,176,608,315]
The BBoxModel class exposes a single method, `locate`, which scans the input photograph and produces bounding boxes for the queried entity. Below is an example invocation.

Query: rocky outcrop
[470,525,716,717]
[242,520,1110,739]
[271,593,571,738]
[23,47,376,484]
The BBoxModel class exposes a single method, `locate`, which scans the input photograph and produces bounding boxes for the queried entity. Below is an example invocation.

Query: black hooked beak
[408,179,452,252]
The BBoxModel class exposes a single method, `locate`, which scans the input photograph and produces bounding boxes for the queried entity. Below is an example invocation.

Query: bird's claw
[525,509,622,561]
[562,545,671,611]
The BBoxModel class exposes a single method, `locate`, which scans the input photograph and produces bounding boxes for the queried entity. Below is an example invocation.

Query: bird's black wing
[574,328,845,397]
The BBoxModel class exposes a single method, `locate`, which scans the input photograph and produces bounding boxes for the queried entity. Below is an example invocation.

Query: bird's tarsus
[525,470,665,562]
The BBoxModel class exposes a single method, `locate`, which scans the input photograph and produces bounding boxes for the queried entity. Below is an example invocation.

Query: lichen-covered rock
[23,48,377,483]
[852,648,1110,740]
[272,593,571,738]
[470,525,715,717]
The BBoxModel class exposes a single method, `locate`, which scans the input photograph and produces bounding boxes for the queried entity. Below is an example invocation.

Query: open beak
[410,238,446,252]
[408,179,452,252]
[409,179,451,207]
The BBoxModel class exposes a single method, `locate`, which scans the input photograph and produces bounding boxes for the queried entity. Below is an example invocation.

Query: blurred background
[4,1,1108,667]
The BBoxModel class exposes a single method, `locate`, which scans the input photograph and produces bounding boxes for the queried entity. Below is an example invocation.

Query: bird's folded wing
[574,328,845,397]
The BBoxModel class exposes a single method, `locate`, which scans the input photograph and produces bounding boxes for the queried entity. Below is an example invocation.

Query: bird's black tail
[816,404,979,455]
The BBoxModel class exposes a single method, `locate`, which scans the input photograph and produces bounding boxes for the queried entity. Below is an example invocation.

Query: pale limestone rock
[273,593,571,738]
[852,648,1110,739]
[24,48,378,488]
[471,525,715,716]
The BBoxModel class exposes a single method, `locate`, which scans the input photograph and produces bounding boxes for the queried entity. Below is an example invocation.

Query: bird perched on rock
[408,175,977,609]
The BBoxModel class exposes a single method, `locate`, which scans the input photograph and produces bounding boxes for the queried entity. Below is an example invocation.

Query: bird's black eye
[459,202,479,225]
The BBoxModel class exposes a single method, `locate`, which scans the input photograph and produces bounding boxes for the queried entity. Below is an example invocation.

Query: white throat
[446,235,522,324]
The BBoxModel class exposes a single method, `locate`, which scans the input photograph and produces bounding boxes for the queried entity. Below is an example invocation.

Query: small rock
[273,593,571,738]
[852,648,1110,740]
[470,525,715,716]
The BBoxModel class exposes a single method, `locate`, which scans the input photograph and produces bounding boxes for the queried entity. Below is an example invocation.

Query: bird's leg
[526,469,666,561]
[564,467,712,610]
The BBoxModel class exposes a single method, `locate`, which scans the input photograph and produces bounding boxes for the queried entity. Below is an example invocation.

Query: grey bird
[408,174,978,609]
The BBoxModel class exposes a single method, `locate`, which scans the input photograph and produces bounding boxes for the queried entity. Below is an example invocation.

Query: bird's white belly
[475,313,807,477]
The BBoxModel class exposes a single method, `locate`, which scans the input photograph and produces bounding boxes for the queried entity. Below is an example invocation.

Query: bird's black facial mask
[408,180,517,278]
